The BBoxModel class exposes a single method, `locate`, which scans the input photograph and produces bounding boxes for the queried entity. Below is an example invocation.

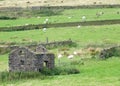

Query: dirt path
[0,0,120,7]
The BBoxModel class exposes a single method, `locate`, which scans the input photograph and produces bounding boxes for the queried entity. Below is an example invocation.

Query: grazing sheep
[43,28,47,32]
[44,18,49,24]
[58,54,62,59]
[82,16,86,22]
[68,55,74,59]
[77,25,81,28]
[45,18,49,22]
[73,51,77,55]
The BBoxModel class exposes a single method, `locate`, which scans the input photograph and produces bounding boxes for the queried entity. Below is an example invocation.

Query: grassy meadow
[0,7,120,86]
[0,24,120,85]
[0,8,120,27]
[0,54,120,86]
[0,24,120,46]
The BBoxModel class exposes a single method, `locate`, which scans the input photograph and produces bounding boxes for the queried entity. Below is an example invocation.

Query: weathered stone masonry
[99,46,120,59]
[9,46,55,72]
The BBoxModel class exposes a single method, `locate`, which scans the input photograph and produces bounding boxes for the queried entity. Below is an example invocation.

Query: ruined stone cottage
[9,46,55,72]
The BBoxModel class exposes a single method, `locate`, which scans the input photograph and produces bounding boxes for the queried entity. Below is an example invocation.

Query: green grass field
[0,54,120,86]
[0,24,120,47]
[0,24,120,85]
[0,8,120,27]
[0,7,120,86]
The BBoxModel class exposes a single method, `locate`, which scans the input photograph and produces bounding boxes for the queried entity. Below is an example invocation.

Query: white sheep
[43,28,47,32]
[77,25,81,28]
[82,16,86,22]
[45,18,49,22]
[73,51,77,55]
[44,18,49,24]
[58,54,62,59]
[68,55,74,59]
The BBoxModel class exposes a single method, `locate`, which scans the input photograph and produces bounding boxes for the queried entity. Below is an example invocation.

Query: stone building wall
[9,46,55,72]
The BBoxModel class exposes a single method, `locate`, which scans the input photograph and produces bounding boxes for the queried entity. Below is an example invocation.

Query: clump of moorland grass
[0,47,10,55]
[70,60,84,65]
[0,71,47,83]
[40,67,80,75]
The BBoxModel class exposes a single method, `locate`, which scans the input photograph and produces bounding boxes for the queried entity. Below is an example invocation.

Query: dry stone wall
[99,46,120,59]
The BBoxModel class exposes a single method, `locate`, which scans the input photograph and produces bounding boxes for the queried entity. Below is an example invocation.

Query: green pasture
[0,54,8,72]
[0,24,120,47]
[0,7,120,86]
[0,54,120,85]
[0,8,120,27]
